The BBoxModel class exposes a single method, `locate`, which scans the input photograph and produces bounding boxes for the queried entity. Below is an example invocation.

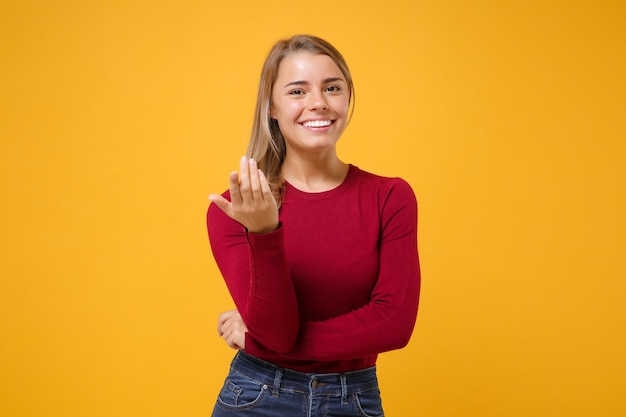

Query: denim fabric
[211,352,384,417]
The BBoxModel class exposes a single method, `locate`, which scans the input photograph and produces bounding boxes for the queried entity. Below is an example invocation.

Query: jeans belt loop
[272,368,283,397]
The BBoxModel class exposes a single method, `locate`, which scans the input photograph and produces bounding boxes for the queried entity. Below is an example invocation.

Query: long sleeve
[245,176,420,363]
[207,195,299,353]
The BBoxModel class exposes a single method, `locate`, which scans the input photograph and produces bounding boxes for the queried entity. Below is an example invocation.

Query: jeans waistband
[230,351,379,396]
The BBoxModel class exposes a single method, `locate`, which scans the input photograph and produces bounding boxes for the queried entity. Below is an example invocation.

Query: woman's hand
[209,156,279,234]
[217,309,248,350]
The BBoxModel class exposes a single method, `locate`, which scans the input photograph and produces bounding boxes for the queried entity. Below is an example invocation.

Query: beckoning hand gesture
[209,156,279,234]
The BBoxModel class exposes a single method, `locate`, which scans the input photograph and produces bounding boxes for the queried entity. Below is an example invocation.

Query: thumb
[209,194,231,214]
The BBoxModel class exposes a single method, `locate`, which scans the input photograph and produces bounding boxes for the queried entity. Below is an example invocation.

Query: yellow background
[1,1,624,416]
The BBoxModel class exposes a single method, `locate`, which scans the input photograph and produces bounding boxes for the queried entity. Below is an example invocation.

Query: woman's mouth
[301,120,333,128]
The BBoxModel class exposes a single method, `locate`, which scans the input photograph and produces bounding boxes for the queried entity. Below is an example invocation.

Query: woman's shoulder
[349,165,417,222]
[350,165,415,195]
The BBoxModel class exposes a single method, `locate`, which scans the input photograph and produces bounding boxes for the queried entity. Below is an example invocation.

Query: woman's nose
[308,92,329,110]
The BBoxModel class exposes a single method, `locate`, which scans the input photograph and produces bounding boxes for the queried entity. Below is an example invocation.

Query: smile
[301,120,333,128]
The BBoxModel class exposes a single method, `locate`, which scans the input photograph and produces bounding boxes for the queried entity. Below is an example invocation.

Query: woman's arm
[246,179,420,360]
[207,157,299,353]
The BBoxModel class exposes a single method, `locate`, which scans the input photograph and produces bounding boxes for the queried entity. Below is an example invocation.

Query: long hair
[246,34,355,206]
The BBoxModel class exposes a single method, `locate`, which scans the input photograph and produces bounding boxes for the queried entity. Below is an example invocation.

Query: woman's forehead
[276,52,344,82]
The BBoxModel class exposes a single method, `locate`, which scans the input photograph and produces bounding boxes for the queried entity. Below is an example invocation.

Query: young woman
[207,34,420,417]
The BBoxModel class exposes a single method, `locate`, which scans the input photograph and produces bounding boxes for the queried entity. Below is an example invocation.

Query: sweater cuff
[246,221,284,249]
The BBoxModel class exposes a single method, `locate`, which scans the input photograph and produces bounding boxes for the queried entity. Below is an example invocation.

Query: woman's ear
[268,102,279,119]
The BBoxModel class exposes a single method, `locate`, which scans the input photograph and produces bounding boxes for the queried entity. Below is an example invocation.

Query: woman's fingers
[258,169,273,201]
[217,309,238,336]
[225,157,262,205]
[240,157,264,202]
[248,160,262,200]
[227,171,242,204]
[216,309,247,350]
[238,156,251,201]
[209,171,239,213]
[209,156,278,233]
[224,329,244,350]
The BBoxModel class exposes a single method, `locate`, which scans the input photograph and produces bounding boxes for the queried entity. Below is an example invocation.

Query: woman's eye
[289,89,304,95]
[326,85,341,92]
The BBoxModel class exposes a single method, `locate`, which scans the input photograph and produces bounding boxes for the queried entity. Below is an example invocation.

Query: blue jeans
[211,352,384,417]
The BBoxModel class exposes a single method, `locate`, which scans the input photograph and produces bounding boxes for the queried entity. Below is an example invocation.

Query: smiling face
[270,52,350,157]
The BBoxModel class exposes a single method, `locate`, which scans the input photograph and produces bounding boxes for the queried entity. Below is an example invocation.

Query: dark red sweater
[207,165,420,373]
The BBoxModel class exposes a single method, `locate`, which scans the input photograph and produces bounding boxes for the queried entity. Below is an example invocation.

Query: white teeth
[303,120,332,128]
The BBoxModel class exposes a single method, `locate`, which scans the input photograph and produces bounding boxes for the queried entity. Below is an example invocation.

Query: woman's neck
[281,153,349,193]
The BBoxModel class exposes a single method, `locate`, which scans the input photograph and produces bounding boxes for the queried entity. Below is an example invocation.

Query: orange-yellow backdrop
[1,1,624,416]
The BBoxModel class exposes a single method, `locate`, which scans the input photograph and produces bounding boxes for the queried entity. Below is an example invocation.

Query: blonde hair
[246,34,355,205]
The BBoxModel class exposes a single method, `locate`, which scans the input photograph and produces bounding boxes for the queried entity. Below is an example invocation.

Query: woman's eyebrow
[323,77,345,84]
[283,80,308,88]
[283,77,345,88]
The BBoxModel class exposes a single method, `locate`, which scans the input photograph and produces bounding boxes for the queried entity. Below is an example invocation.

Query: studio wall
[1,1,624,416]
